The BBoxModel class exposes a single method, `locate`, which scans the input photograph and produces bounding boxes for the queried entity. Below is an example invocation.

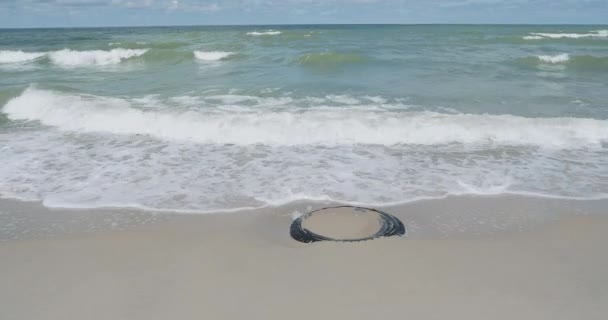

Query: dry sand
[1,195,608,320]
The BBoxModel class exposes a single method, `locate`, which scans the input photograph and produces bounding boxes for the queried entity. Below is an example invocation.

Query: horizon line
[2,22,607,30]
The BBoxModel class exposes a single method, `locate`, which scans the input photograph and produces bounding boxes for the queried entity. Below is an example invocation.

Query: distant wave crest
[247,30,282,36]
[524,30,608,40]
[0,48,148,67]
[49,48,149,66]
[537,53,570,64]
[193,51,234,61]
[517,54,608,70]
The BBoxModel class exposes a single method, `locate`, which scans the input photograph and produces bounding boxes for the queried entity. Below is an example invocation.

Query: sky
[0,0,606,28]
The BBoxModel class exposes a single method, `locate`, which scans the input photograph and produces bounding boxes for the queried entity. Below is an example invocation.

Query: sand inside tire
[301,207,383,240]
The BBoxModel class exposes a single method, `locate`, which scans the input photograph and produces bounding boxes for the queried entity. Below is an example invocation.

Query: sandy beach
[1,195,607,320]
[3,18,608,320]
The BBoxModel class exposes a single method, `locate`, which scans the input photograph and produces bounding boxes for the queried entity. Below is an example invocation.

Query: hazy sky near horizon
[0,0,606,28]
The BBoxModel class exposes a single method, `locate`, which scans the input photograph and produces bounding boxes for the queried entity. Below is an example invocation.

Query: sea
[1,25,607,213]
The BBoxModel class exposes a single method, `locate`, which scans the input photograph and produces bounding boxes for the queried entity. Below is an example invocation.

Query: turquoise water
[1,25,607,212]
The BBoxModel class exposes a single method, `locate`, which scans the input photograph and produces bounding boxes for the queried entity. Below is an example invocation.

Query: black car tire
[290,206,405,243]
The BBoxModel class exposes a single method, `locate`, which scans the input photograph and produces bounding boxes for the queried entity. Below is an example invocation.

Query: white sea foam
[1,122,607,213]
[0,50,46,64]
[537,53,570,64]
[4,88,608,148]
[2,88,608,212]
[456,178,513,196]
[363,96,388,104]
[525,30,608,39]
[247,30,282,36]
[326,95,361,105]
[48,48,148,66]
[1,48,147,66]
[193,51,234,61]
[523,36,544,40]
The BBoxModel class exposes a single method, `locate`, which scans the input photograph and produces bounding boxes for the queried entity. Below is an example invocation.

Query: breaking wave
[48,48,149,66]
[0,48,148,67]
[537,53,570,64]
[524,30,608,40]
[4,87,608,148]
[193,51,234,61]
[247,30,282,36]
[523,35,544,40]
[0,50,46,64]
[516,54,608,70]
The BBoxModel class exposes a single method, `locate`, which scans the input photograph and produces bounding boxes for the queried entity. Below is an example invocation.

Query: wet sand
[300,207,384,240]
[1,195,608,319]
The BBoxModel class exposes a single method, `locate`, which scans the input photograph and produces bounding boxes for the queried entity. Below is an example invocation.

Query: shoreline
[5,188,608,216]
[2,193,608,242]
[1,194,608,319]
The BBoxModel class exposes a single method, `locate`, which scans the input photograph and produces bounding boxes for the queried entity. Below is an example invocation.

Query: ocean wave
[516,54,608,70]
[296,52,368,67]
[247,30,282,36]
[524,30,608,40]
[4,88,608,148]
[537,53,570,64]
[111,41,188,50]
[109,41,147,46]
[2,121,607,213]
[193,51,234,61]
[49,48,149,66]
[523,35,544,40]
[0,50,46,64]
[0,48,149,67]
